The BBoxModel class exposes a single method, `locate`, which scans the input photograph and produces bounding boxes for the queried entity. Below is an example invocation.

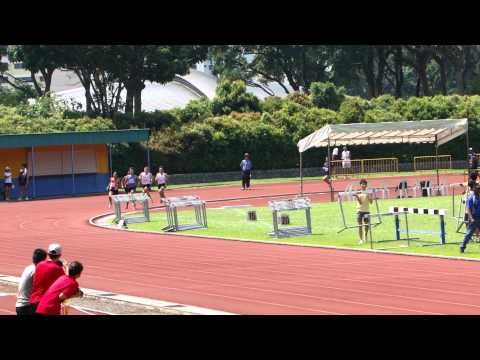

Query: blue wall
[0,173,109,200]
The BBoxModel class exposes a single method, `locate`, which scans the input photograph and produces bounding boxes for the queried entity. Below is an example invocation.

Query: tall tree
[6,45,63,96]
[210,45,335,95]
[114,45,208,116]
[61,46,125,117]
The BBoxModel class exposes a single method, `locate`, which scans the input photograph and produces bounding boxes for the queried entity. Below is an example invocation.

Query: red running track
[3,174,480,315]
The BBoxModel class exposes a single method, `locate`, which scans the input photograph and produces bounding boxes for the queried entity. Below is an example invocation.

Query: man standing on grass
[36,261,84,315]
[240,153,252,190]
[460,185,480,253]
[16,248,47,315]
[30,243,65,313]
[353,179,373,244]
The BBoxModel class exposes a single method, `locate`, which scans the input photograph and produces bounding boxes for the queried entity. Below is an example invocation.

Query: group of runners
[107,166,168,209]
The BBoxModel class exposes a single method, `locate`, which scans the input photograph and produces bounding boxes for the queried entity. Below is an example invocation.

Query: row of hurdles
[109,183,474,248]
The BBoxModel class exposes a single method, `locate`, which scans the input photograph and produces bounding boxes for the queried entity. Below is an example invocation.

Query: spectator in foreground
[18,163,29,201]
[240,153,252,190]
[16,248,47,315]
[30,243,65,313]
[36,261,84,316]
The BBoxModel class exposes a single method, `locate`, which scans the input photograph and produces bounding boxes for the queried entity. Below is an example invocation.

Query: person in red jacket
[29,243,65,313]
[36,261,84,315]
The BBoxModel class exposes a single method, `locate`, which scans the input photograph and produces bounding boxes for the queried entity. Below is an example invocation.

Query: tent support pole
[108,144,113,176]
[31,146,36,199]
[300,151,303,196]
[435,135,440,195]
[71,144,75,195]
[328,138,334,202]
[466,119,470,181]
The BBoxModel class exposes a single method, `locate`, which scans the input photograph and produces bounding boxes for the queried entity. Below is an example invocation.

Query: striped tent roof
[297,119,468,153]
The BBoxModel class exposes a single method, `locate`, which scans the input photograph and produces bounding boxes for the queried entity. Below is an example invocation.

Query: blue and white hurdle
[389,206,447,245]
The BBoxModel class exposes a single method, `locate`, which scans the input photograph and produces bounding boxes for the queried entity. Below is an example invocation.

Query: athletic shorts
[158,183,166,189]
[3,183,12,189]
[125,186,136,193]
[357,212,370,224]
[142,184,152,190]
[110,189,119,195]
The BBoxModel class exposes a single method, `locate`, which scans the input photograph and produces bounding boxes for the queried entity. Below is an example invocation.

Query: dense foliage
[0,96,114,134]
[108,81,477,174]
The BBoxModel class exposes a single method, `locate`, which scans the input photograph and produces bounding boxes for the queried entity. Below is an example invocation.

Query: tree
[210,45,335,95]
[113,45,208,116]
[7,45,64,97]
[211,79,261,115]
[61,46,125,117]
[0,45,7,73]
[309,81,346,110]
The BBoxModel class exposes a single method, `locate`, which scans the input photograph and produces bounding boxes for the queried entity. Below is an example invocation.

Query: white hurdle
[389,206,447,245]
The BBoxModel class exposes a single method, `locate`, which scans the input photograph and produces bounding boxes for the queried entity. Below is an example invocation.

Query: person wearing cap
[29,243,66,313]
[16,248,47,315]
[36,261,84,315]
[240,153,253,190]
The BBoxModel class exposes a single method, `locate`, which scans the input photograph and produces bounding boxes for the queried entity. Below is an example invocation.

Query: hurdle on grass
[162,196,207,232]
[366,210,412,250]
[389,206,448,246]
[268,197,312,238]
[337,189,382,234]
[113,193,150,224]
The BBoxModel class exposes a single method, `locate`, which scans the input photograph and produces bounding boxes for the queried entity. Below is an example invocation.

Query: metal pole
[146,142,151,171]
[435,135,440,196]
[327,138,334,202]
[108,144,113,176]
[71,144,75,195]
[299,151,303,196]
[31,146,36,199]
[466,118,470,181]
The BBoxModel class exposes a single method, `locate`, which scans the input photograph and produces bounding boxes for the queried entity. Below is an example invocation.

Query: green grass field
[126,193,480,259]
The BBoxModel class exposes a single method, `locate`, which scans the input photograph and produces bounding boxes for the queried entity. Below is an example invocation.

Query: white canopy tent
[297,119,469,198]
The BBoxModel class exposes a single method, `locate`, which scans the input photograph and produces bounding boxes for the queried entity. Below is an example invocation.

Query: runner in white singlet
[139,166,153,202]
[155,167,168,203]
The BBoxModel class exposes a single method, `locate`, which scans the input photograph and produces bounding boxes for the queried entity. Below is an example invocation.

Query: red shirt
[36,275,79,315]
[30,260,65,305]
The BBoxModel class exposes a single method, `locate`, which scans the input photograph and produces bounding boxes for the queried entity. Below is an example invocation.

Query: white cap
[48,243,62,256]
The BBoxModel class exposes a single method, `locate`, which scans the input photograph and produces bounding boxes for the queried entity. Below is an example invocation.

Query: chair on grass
[396,180,409,198]
[376,182,390,199]
[413,180,432,197]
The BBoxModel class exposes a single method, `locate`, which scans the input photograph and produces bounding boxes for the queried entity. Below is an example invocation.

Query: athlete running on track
[155,167,168,203]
